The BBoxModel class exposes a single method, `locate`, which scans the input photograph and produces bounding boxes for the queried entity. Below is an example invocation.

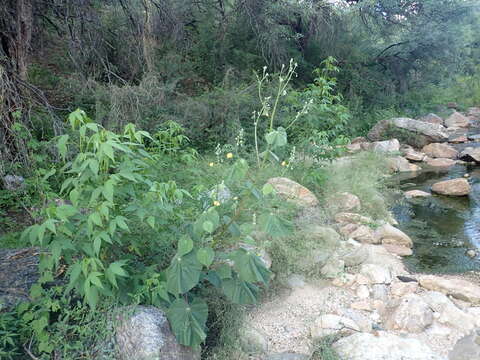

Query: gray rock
[321,258,345,279]
[419,113,444,125]
[239,325,269,354]
[459,147,480,163]
[333,332,446,360]
[467,134,480,141]
[368,118,449,147]
[115,306,200,360]
[266,353,310,360]
[340,245,369,267]
[385,294,433,333]
[286,274,306,289]
[449,329,480,360]
[0,248,39,311]
[3,175,25,191]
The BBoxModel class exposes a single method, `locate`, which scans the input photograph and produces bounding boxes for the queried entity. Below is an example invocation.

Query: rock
[340,245,370,267]
[405,190,431,199]
[333,332,445,360]
[372,139,400,153]
[310,314,360,339]
[115,306,200,360]
[328,192,361,213]
[391,281,419,297]
[426,157,457,168]
[266,177,318,207]
[421,291,476,333]
[385,293,434,333]
[350,300,374,311]
[321,258,345,279]
[368,118,449,147]
[431,178,470,196]
[371,284,389,301]
[467,107,480,118]
[422,143,459,159]
[239,325,269,354]
[466,249,477,258]
[382,244,413,256]
[285,274,306,289]
[449,135,469,144]
[449,329,480,360]
[352,136,368,144]
[468,134,480,141]
[402,146,427,162]
[356,285,370,299]
[296,226,341,269]
[447,102,459,109]
[446,112,470,128]
[374,224,413,248]
[419,275,480,304]
[349,225,378,244]
[346,142,363,153]
[360,264,392,284]
[3,175,25,191]
[419,113,444,125]
[0,248,39,311]
[459,147,480,163]
[266,353,309,360]
[387,156,421,172]
[335,212,373,225]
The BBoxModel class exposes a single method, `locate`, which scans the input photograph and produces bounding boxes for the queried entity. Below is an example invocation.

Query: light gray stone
[449,329,480,360]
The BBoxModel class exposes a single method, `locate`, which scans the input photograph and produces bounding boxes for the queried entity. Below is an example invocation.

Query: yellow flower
[281,161,287,166]
[209,162,214,167]
[233,196,238,201]
[226,152,233,159]
[213,201,221,206]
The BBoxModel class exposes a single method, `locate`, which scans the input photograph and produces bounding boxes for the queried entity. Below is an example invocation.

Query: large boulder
[368,118,449,147]
[431,178,470,196]
[419,113,444,125]
[422,143,458,159]
[115,306,200,360]
[387,156,421,173]
[333,332,446,360]
[371,139,400,153]
[0,248,39,311]
[266,177,318,207]
[374,224,413,248]
[385,294,434,333]
[445,112,470,128]
[421,291,476,333]
[360,264,392,284]
[426,158,457,168]
[327,192,361,213]
[449,329,480,360]
[239,325,269,355]
[310,314,360,339]
[2,175,25,191]
[467,107,480,120]
[459,147,480,163]
[419,275,480,304]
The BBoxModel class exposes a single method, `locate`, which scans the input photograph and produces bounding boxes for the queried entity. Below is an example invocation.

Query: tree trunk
[16,0,33,81]
[142,0,157,73]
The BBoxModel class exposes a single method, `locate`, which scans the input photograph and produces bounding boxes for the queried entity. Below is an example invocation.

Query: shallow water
[392,164,480,273]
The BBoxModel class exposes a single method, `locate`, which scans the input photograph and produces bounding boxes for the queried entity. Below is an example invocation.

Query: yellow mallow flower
[226,152,233,159]
[213,201,221,206]
[281,161,287,166]
[209,162,214,167]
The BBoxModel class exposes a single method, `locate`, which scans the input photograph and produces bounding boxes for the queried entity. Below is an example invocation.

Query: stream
[391,139,480,274]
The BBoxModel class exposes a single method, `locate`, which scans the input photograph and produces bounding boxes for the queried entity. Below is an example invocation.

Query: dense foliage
[1,0,480,358]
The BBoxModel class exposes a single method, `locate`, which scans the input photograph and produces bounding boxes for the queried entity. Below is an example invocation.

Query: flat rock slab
[266,177,319,207]
[0,247,40,310]
[333,332,446,360]
[449,329,480,360]
[419,275,480,304]
[431,178,470,196]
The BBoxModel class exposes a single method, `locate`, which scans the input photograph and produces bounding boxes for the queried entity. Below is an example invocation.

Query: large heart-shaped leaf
[222,277,259,305]
[259,213,293,237]
[231,249,270,284]
[166,252,202,295]
[265,127,287,148]
[167,297,208,347]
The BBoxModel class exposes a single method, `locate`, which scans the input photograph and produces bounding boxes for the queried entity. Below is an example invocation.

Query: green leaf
[259,213,293,237]
[167,298,208,347]
[102,142,115,162]
[44,219,56,234]
[69,188,80,206]
[178,236,194,256]
[102,180,114,203]
[89,159,99,176]
[265,127,287,148]
[227,158,249,182]
[146,216,155,229]
[115,216,129,231]
[202,220,214,234]
[166,252,202,295]
[222,277,259,304]
[262,183,275,196]
[56,204,78,220]
[215,264,232,279]
[57,134,69,159]
[196,247,215,267]
[231,249,270,284]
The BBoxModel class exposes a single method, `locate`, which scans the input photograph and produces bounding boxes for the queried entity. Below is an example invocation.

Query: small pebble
[466,249,477,258]
[464,173,470,178]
